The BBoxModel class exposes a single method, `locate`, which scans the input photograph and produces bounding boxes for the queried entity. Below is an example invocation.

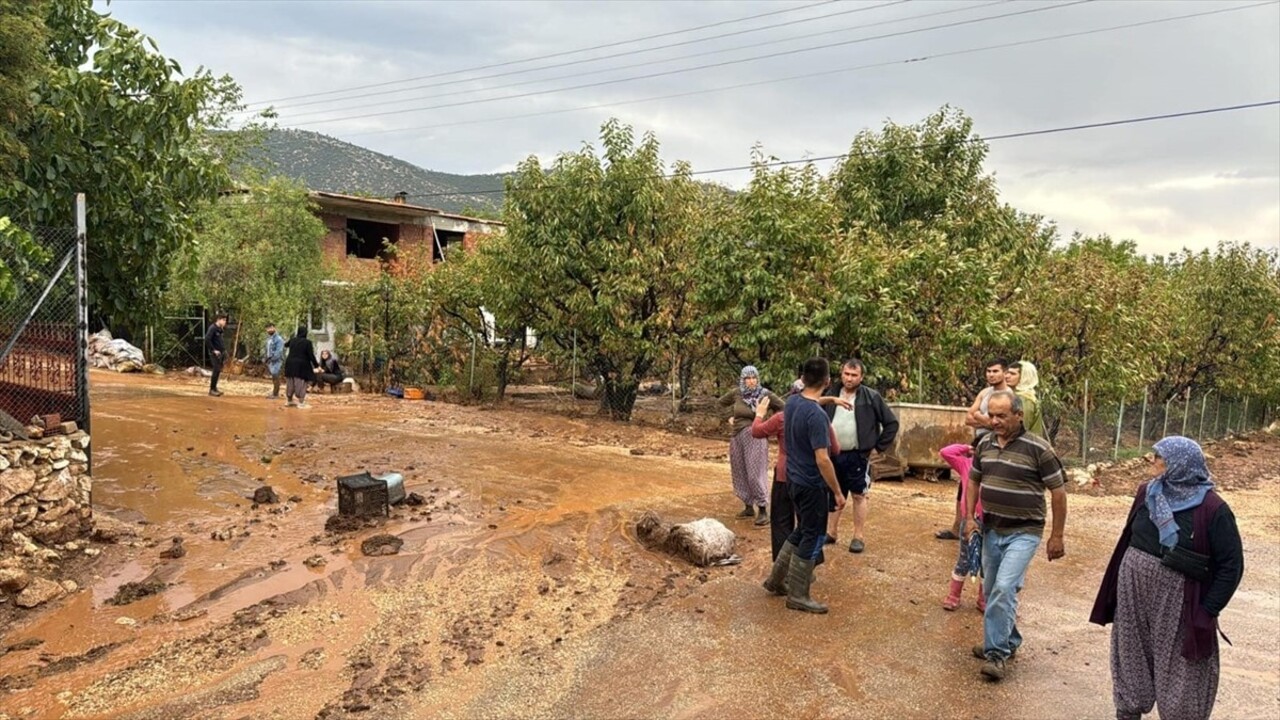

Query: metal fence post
[468,335,477,393]
[1242,398,1250,432]
[1137,387,1149,453]
[1082,379,1090,464]
[571,329,577,397]
[1162,397,1173,441]
[1213,395,1222,437]
[76,193,91,475]
[1181,392,1191,436]
[1113,397,1125,461]
[1198,392,1210,441]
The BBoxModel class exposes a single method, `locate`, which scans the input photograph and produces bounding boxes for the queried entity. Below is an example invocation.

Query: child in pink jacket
[940,443,985,611]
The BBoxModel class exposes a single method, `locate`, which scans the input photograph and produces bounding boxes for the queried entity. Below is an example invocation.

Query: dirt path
[1,372,1277,719]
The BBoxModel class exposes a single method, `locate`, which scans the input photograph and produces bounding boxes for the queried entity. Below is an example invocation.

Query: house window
[346,218,399,260]
[432,229,466,262]
[308,307,326,334]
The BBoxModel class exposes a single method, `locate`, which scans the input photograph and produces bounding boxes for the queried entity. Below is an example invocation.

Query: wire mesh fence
[1048,387,1273,466]
[0,224,89,436]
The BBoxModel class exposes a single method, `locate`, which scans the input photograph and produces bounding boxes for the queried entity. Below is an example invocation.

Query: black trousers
[769,476,793,561]
[784,482,830,562]
[210,352,224,391]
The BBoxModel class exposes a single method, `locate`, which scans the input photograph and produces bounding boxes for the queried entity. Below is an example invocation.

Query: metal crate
[337,472,389,517]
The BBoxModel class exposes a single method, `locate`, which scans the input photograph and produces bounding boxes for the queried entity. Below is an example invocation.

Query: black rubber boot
[736,503,754,518]
[754,505,769,526]
[763,541,796,595]
[785,556,828,614]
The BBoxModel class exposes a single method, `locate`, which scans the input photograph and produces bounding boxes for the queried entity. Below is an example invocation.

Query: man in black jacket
[823,359,899,553]
[206,314,228,397]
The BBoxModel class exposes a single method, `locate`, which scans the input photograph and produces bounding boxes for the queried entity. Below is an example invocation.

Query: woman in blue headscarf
[719,365,784,526]
[1090,436,1244,720]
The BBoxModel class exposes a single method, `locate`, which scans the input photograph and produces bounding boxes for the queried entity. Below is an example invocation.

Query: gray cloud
[107,0,1280,255]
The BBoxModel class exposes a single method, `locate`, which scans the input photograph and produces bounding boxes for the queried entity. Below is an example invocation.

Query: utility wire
[335,0,1275,139]
[226,99,1280,205]
[280,0,1093,128]
[256,0,917,116]
[244,0,841,106]
[275,1,1009,121]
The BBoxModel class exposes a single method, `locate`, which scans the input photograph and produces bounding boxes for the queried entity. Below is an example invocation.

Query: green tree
[0,0,254,337]
[0,0,48,185]
[172,178,327,359]
[496,120,701,419]
[824,107,1051,399]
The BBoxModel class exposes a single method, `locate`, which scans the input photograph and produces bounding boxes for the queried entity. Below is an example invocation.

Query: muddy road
[2,372,1278,719]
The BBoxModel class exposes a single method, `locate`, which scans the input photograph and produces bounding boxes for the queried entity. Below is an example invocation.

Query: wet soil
[1,370,1278,719]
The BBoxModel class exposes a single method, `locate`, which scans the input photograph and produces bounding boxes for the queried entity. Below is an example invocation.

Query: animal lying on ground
[635,511,736,567]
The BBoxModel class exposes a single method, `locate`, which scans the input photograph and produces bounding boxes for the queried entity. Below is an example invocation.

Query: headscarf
[739,365,766,408]
[1145,436,1215,548]
[1013,360,1040,402]
[296,326,308,339]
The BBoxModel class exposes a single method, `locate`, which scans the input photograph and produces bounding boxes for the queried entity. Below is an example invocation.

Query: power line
[278,0,1093,128]
[336,0,1276,139]
[244,0,841,107]
[274,1,1008,121]
[227,99,1280,205]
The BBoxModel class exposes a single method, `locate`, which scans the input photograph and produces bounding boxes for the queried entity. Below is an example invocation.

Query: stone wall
[0,432,92,547]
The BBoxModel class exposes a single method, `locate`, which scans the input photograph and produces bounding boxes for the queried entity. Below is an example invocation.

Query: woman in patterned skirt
[1090,436,1244,720]
[719,365,784,527]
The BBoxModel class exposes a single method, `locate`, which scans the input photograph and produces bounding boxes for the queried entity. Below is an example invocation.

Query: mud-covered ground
[1,371,1278,719]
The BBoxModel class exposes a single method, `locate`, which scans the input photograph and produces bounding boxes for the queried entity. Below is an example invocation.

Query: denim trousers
[981,529,1041,659]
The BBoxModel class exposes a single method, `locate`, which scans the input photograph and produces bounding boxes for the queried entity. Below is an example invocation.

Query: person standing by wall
[823,359,899,554]
[966,357,1010,439]
[283,326,318,409]
[264,323,284,399]
[205,314,228,397]
[1006,361,1047,438]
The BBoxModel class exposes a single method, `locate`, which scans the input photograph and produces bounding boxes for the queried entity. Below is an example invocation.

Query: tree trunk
[600,375,640,421]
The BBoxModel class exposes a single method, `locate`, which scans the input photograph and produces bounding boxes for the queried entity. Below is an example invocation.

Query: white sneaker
[285,400,296,408]
[296,402,310,409]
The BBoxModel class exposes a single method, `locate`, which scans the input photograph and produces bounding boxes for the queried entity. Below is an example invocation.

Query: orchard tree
[173,178,326,359]
[497,119,701,420]
[0,0,256,338]
[824,107,1051,400]
[692,155,839,387]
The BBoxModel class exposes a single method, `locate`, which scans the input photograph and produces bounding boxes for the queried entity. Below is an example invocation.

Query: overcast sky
[106,0,1280,256]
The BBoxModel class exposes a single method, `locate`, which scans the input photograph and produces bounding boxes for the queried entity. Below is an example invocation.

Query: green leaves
[0,0,256,335]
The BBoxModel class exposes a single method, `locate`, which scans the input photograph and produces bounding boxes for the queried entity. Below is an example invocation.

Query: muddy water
[1,372,1277,719]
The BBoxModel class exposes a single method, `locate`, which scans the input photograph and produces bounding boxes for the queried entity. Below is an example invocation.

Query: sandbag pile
[88,330,145,373]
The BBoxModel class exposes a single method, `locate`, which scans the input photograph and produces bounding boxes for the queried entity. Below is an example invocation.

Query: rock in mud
[634,511,737,567]
[0,567,32,593]
[91,515,138,543]
[288,494,303,503]
[360,534,404,557]
[303,555,327,568]
[159,536,186,559]
[15,577,65,608]
[405,492,425,506]
[107,580,168,606]
[251,486,280,505]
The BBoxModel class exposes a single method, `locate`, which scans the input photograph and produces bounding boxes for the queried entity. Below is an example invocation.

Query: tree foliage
[171,178,327,359]
[0,0,253,337]
[495,120,702,419]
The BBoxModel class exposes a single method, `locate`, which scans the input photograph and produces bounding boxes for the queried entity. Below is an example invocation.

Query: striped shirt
[969,428,1064,535]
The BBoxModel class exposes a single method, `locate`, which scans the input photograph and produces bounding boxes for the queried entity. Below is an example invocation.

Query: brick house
[307,191,504,353]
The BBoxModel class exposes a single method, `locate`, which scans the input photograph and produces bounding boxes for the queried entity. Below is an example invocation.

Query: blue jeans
[981,529,1041,659]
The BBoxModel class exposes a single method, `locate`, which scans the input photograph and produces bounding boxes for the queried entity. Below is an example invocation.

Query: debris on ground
[303,555,327,568]
[360,534,404,557]
[107,580,168,606]
[159,537,186,559]
[251,486,280,505]
[634,511,736,567]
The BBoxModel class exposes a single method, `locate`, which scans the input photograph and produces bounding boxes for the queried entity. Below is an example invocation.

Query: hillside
[249,129,506,214]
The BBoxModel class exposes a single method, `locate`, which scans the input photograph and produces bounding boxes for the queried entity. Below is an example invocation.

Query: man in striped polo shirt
[965,390,1067,682]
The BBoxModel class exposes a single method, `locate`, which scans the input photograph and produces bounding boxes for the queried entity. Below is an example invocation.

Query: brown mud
[1,370,1277,719]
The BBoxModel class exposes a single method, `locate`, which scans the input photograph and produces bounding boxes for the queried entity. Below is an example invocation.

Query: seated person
[314,350,346,391]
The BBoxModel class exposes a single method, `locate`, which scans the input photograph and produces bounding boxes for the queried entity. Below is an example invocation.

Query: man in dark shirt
[763,357,844,614]
[822,359,899,553]
[205,314,228,397]
[966,390,1067,681]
